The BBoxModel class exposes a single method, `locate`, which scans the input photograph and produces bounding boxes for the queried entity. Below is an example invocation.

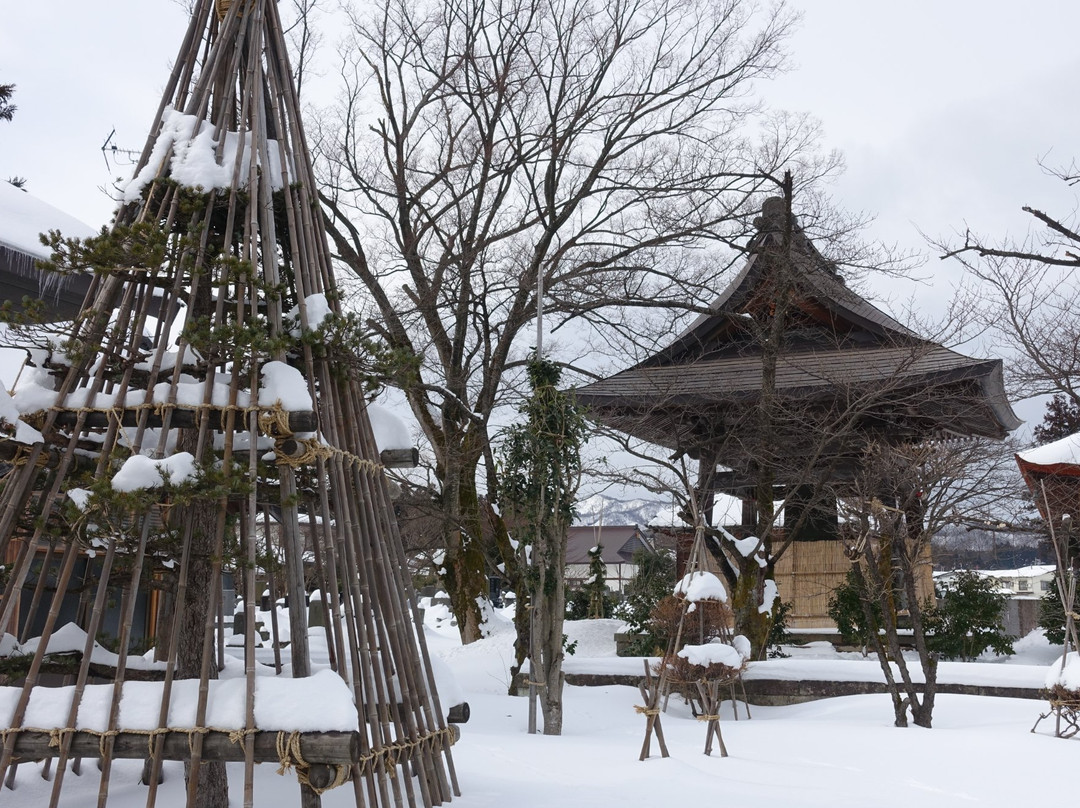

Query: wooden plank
[11,729,360,765]
[379,447,419,468]
[48,408,317,433]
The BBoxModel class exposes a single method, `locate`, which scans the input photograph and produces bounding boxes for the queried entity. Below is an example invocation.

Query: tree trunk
[535,520,567,735]
[902,494,937,728]
[730,560,771,659]
[175,435,229,808]
[440,454,490,644]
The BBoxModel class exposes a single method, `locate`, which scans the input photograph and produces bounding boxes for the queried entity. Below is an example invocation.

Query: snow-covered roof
[1016,432,1080,469]
[980,565,1056,580]
[0,181,96,259]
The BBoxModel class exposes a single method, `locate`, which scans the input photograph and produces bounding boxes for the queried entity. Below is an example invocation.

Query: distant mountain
[573,493,670,527]
[931,524,1050,570]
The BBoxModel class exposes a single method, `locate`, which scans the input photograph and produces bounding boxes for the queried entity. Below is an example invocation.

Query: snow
[759,579,779,614]
[153,376,250,409]
[1045,652,1080,690]
[732,535,762,558]
[677,641,744,669]
[286,292,333,336]
[1017,431,1080,467]
[67,487,92,510]
[124,106,290,202]
[0,380,44,444]
[110,451,197,491]
[258,361,314,411]
[368,402,412,450]
[11,365,62,414]
[0,669,356,734]
[0,181,96,259]
[6,614,1079,807]
[0,634,20,657]
[673,570,728,603]
[17,622,164,672]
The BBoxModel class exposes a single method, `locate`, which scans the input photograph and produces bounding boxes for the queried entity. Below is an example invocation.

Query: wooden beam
[11,729,360,765]
[379,447,418,468]
[48,408,317,434]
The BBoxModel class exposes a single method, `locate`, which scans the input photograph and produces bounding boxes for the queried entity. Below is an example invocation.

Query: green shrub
[827,569,882,650]
[927,570,1013,661]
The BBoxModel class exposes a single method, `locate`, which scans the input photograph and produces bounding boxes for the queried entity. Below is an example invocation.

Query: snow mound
[674,570,727,603]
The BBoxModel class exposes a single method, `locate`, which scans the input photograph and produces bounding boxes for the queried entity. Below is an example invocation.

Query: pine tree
[584,543,610,619]
[1033,394,1080,445]
[0,82,26,188]
[499,357,589,734]
[0,83,15,122]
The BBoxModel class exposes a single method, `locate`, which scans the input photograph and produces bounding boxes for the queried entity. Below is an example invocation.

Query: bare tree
[318,0,807,641]
[941,165,1080,407]
[837,438,1018,728]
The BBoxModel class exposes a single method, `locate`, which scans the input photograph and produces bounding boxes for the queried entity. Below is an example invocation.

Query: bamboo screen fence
[0,1,456,806]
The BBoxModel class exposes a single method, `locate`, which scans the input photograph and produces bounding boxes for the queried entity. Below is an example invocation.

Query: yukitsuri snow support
[0,2,457,806]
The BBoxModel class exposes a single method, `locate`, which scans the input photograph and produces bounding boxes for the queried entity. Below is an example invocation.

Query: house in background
[0,181,95,322]
[980,565,1056,598]
[564,525,654,595]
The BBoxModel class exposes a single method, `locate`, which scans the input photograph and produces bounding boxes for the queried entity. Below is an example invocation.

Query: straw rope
[353,727,457,779]
[633,706,659,716]
[4,724,260,758]
[27,402,303,431]
[22,402,388,475]
[258,408,295,438]
[277,441,385,476]
[696,714,722,722]
[273,438,334,468]
[9,445,48,468]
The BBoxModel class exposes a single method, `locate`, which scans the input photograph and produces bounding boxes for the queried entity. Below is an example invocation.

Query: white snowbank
[0,669,356,733]
[368,403,412,450]
[677,641,743,669]
[759,579,779,614]
[1045,652,1080,690]
[111,451,197,491]
[286,292,333,336]
[15,623,164,672]
[0,381,44,444]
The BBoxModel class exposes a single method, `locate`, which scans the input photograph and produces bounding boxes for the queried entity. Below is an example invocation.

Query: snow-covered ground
[8,606,1076,807]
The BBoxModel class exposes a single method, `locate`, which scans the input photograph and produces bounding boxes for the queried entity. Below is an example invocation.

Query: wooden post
[637,660,669,761]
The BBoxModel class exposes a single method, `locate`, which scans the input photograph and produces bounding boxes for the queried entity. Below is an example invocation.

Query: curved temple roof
[575,198,1020,459]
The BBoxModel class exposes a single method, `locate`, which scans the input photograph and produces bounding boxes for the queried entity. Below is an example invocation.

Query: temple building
[575,197,1020,629]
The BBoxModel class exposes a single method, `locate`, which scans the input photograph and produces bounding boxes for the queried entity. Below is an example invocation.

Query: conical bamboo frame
[0,1,456,806]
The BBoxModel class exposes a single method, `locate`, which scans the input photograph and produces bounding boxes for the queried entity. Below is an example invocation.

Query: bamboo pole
[0,2,455,805]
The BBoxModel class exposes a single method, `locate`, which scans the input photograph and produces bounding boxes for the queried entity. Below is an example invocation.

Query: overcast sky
[2,0,1079,425]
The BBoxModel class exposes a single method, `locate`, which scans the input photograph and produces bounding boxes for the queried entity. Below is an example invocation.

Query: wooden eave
[576,344,1019,454]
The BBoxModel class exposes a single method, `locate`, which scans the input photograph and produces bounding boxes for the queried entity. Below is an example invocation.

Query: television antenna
[100,128,140,173]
